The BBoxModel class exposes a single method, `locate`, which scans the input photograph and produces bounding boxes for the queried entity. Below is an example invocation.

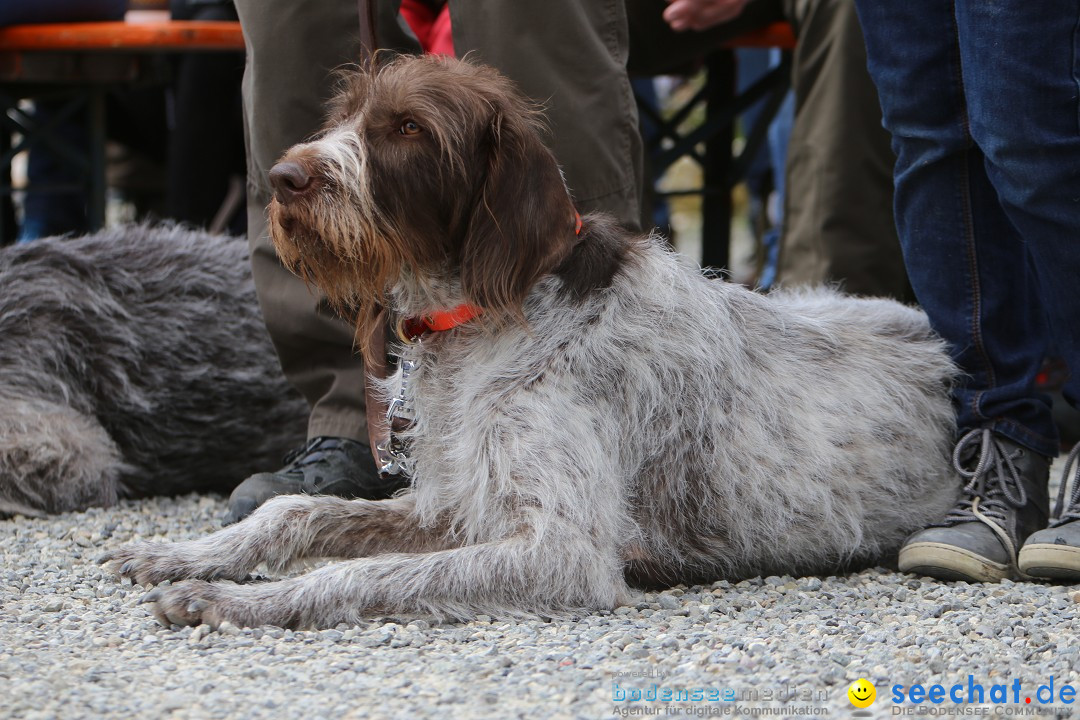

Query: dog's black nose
[269,161,314,203]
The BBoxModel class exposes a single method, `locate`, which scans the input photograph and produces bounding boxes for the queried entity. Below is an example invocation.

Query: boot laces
[281,436,343,469]
[1050,442,1080,527]
[937,429,1029,555]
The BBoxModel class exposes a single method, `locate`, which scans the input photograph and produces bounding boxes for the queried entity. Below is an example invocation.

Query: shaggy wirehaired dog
[107,56,958,629]
[0,225,307,517]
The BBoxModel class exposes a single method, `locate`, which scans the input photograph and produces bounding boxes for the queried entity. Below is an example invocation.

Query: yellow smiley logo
[848,678,876,708]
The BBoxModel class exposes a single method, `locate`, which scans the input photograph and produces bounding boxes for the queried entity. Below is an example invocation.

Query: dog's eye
[399,120,422,136]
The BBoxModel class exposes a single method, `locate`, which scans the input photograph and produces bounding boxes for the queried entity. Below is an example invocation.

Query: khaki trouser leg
[235,0,371,443]
[450,0,644,229]
[779,0,911,301]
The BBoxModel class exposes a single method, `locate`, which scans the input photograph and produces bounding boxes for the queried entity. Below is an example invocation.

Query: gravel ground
[3,458,1079,720]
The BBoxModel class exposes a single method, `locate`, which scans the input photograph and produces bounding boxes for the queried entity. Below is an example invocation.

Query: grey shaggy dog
[0,225,307,518]
[107,56,959,629]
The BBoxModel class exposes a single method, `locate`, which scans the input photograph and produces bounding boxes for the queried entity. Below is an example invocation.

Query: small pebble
[657,594,681,610]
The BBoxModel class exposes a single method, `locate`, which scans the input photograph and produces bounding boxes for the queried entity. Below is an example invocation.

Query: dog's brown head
[268,55,587,343]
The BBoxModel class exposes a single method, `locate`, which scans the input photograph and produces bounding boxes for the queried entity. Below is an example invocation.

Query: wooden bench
[723,21,797,49]
[0,20,243,53]
[0,18,244,242]
[0,17,794,247]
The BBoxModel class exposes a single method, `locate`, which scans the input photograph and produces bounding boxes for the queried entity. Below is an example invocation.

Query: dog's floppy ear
[460,94,577,315]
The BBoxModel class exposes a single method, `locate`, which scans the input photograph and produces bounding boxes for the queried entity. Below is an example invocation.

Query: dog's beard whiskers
[270,203,367,300]
[271,187,425,315]
[270,196,424,366]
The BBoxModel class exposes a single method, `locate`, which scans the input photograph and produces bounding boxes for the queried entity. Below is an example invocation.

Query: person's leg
[947,0,1080,579]
[859,1,1059,456]
[777,0,910,301]
[0,130,12,245]
[167,3,246,229]
[19,101,90,241]
[452,0,645,228]
[229,0,402,522]
[855,0,1053,581]
[236,0,372,443]
[952,0,1080,418]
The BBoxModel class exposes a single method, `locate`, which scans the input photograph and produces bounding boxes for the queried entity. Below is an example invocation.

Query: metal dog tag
[379,350,420,476]
[386,356,418,424]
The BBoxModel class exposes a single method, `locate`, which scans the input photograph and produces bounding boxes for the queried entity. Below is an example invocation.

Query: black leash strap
[357,0,378,61]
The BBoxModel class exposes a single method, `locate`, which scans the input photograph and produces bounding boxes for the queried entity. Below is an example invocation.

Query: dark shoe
[224,436,406,524]
[1019,442,1080,580]
[898,429,1050,582]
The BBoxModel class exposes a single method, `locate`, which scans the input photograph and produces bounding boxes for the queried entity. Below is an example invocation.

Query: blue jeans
[854,0,1080,458]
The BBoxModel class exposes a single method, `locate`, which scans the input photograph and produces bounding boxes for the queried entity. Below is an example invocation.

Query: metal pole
[87,89,107,231]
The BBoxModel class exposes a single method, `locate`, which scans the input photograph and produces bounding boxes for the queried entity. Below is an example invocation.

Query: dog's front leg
[104,494,447,585]
[141,531,626,629]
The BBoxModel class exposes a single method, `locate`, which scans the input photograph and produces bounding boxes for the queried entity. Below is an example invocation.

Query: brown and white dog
[107,56,957,629]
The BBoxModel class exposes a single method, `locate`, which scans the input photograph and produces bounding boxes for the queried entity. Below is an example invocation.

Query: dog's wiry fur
[0,225,307,517]
[109,56,958,629]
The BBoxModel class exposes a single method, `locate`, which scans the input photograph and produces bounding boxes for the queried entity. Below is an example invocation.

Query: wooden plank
[0,21,244,52]
[722,21,796,50]
[0,18,787,54]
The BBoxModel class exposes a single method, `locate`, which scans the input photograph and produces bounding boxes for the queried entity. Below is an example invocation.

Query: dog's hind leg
[0,398,123,518]
[104,494,451,585]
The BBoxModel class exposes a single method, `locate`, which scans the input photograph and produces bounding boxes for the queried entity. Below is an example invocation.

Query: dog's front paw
[101,543,188,586]
[101,542,248,586]
[139,580,233,628]
[140,579,302,629]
